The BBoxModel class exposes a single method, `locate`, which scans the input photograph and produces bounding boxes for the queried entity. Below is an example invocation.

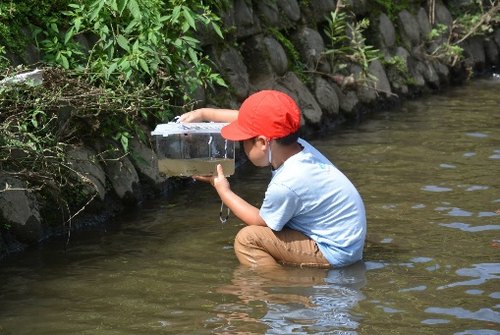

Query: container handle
[220,201,230,224]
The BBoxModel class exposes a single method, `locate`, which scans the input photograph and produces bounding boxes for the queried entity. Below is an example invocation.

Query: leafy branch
[453,3,500,44]
[321,2,381,88]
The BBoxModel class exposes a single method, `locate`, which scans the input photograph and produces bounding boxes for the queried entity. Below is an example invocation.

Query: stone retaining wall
[1,0,499,258]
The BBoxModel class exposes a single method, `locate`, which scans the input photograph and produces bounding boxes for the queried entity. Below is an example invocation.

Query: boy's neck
[270,142,303,170]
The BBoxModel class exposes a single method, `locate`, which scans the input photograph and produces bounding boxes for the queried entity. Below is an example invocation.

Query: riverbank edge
[1,1,499,260]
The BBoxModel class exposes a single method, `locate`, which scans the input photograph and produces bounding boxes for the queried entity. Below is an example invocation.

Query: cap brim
[221,121,256,141]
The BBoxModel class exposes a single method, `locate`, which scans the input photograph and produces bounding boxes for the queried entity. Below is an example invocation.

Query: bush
[0,0,229,227]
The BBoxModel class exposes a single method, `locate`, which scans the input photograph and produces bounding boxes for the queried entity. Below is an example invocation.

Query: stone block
[0,176,43,244]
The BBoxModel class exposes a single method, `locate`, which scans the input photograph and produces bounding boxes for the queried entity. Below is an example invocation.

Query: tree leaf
[139,59,150,74]
[107,62,118,77]
[188,48,198,64]
[74,17,82,32]
[211,22,223,39]
[182,7,196,30]
[172,6,181,23]
[117,34,130,52]
[121,135,129,153]
[132,39,139,53]
[64,27,75,44]
[127,0,141,20]
[119,58,130,70]
[61,55,69,69]
[118,0,128,14]
[110,0,118,12]
[50,23,59,33]
[90,0,105,21]
[124,20,138,33]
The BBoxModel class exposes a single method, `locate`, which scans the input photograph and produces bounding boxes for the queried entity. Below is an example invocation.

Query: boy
[179,90,366,268]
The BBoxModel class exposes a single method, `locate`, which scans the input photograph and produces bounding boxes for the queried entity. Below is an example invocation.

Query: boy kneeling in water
[179,90,366,268]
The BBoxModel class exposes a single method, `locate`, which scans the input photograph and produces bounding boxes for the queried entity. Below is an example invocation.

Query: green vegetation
[321,5,381,86]
[0,1,66,57]
[450,1,500,43]
[425,23,466,69]
[448,0,500,34]
[372,0,410,22]
[267,27,307,80]
[381,55,417,86]
[0,0,228,227]
[424,1,500,78]
[322,8,352,74]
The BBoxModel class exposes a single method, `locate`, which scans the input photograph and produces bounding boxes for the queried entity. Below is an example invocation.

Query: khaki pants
[234,225,332,268]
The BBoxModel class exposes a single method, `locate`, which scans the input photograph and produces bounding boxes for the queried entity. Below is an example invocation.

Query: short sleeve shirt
[259,139,366,267]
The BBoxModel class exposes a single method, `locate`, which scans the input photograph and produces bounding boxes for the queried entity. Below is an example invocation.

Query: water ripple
[425,306,500,323]
[435,207,474,216]
[411,257,434,263]
[399,285,427,292]
[437,263,500,290]
[422,185,453,192]
[490,292,500,299]
[456,331,500,335]
[463,185,489,191]
[490,150,500,159]
[421,318,450,325]
[439,222,500,232]
[467,133,488,138]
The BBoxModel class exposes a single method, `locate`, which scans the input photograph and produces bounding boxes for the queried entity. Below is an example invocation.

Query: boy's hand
[195,164,264,227]
[193,164,230,191]
[178,109,203,123]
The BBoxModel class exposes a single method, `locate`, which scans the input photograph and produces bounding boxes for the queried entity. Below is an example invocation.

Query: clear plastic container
[151,123,235,177]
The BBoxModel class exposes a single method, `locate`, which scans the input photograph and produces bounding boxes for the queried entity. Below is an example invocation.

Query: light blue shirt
[259,138,366,267]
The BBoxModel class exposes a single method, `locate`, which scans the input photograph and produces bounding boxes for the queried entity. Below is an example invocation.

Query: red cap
[221,90,301,141]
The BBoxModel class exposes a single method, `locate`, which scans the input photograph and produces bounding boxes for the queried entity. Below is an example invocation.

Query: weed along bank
[1,0,500,258]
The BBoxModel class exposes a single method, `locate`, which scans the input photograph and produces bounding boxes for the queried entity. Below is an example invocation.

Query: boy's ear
[255,135,268,147]
[255,135,267,143]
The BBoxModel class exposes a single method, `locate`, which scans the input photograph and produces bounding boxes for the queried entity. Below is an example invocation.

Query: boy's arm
[218,187,267,227]
[194,164,267,227]
[179,108,238,123]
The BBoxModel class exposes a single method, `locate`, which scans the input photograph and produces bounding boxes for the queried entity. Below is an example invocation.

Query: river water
[0,78,499,334]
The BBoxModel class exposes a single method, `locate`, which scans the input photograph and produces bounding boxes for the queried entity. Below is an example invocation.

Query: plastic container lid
[151,122,230,136]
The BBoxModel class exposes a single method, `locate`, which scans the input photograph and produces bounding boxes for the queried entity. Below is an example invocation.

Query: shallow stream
[0,78,499,334]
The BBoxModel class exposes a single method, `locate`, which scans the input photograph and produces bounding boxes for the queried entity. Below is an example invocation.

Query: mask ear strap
[267,138,272,164]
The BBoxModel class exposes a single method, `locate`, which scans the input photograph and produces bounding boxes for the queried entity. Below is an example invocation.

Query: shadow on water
[0,77,500,334]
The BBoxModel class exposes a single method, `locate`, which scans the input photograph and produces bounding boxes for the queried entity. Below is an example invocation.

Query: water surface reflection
[213,262,367,334]
[0,78,499,334]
